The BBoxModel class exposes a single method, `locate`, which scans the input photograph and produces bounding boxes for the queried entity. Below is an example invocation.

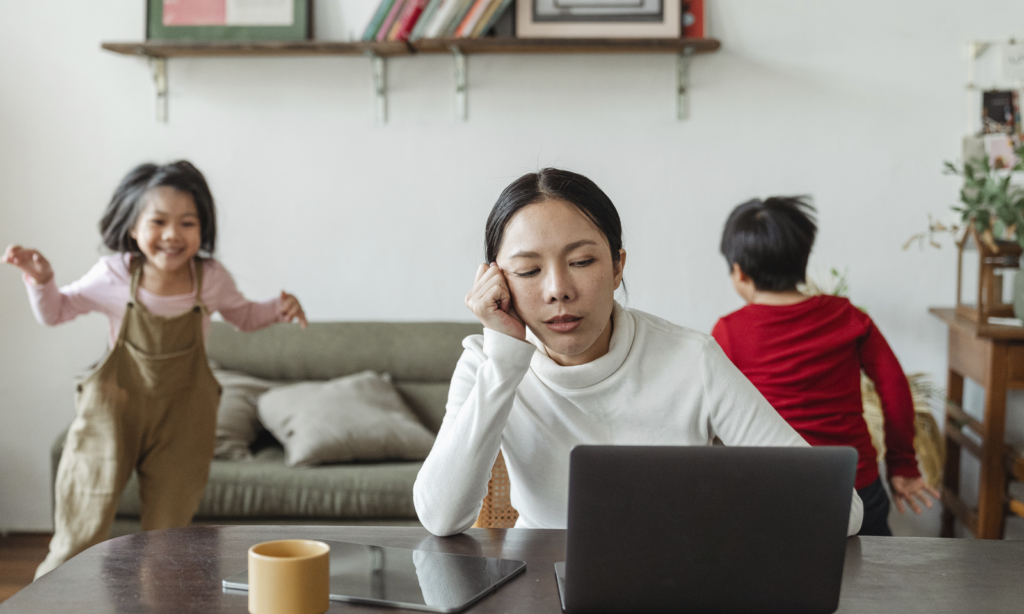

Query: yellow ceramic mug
[248,539,330,614]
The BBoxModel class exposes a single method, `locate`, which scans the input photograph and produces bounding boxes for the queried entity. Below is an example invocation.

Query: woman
[413,168,863,536]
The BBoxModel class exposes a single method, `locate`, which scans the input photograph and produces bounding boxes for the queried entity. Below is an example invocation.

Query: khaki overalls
[36,258,221,579]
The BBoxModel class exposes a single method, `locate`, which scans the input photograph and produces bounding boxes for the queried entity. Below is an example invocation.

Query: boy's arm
[710,319,731,356]
[858,320,920,480]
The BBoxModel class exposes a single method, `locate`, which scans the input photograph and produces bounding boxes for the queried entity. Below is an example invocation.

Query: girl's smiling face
[496,198,625,366]
[130,186,202,272]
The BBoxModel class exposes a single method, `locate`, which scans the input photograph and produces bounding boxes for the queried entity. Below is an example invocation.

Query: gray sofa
[51,320,482,537]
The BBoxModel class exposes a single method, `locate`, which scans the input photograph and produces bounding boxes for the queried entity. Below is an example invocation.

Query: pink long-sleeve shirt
[24,253,282,347]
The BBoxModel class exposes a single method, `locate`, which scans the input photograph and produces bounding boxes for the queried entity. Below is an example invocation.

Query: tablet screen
[223,540,527,613]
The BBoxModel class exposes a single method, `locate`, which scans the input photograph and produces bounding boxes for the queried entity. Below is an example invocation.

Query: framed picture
[516,0,681,38]
[147,0,312,42]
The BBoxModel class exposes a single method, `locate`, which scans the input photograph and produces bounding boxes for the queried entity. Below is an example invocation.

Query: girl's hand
[279,291,308,329]
[465,263,526,341]
[889,475,940,515]
[3,245,54,286]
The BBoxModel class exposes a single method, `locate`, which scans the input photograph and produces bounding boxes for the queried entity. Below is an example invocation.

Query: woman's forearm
[413,330,535,536]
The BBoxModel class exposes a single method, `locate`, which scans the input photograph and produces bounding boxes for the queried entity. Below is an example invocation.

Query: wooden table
[929,308,1024,539]
[3,526,1024,613]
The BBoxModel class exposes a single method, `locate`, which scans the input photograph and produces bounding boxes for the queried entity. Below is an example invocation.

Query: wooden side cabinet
[930,307,1024,539]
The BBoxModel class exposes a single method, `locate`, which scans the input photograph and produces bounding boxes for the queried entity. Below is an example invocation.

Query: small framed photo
[147,0,312,42]
[517,0,682,38]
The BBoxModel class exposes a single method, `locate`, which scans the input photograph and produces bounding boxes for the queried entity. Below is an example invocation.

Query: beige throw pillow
[213,369,279,461]
[257,371,436,468]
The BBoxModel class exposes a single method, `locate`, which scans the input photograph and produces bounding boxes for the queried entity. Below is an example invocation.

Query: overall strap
[128,256,143,303]
[193,258,208,310]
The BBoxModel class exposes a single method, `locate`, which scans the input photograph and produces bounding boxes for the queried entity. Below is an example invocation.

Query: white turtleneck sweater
[413,304,863,536]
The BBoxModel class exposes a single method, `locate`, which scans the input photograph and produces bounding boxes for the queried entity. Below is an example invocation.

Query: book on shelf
[364,0,515,42]
[454,0,491,38]
[362,0,396,41]
[392,0,430,41]
[423,0,461,39]
[443,0,477,38]
[409,0,444,40]
[375,0,408,42]
[473,0,513,38]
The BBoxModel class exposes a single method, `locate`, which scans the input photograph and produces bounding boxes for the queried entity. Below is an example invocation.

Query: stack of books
[362,0,513,43]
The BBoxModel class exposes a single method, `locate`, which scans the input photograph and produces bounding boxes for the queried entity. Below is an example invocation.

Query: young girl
[412,168,863,537]
[3,161,307,579]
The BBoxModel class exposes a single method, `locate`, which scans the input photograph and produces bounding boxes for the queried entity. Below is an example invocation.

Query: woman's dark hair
[719,196,817,292]
[485,168,623,265]
[99,160,217,256]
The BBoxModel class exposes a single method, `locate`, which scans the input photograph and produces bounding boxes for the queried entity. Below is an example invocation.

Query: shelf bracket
[149,57,168,123]
[677,46,694,121]
[452,47,467,122]
[365,51,387,125]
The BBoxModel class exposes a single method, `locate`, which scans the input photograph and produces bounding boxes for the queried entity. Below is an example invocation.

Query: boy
[711,196,938,536]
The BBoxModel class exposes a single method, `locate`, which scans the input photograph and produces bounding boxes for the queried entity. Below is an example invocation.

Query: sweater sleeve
[23,262,108,326]
[204,261,282,332]
[413,329,536,536]
[700,338,864,536]
[858,319,920,480]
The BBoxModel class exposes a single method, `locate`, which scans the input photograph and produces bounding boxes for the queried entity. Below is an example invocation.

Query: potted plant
[907,144,1024,323]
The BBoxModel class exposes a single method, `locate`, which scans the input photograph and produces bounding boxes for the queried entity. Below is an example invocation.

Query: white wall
[2,0,1023,536]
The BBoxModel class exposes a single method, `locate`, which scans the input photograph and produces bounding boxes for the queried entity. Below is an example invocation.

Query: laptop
[554,445,857,614]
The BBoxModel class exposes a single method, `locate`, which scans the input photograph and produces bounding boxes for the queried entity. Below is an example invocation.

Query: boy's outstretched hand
[279,291,308,329]
[3,244,53,285]
[889,475,940,515]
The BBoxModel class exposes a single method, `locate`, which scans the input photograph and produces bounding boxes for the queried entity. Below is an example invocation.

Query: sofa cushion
[257,371,436,467]
[213,369,280,461]
[117,446,422,519]
[206,321,482,383]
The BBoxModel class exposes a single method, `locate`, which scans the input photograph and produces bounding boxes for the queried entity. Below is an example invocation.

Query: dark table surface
[3,526,1023,613]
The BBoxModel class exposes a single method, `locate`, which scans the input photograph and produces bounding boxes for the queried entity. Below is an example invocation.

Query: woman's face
[496,198,625,366]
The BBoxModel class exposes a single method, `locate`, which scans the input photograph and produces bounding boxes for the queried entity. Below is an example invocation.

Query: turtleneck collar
[525,302,635,391]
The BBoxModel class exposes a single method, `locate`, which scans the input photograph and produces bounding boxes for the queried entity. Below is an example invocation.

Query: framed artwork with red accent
[516,0,682,39]
[147,0,312,41]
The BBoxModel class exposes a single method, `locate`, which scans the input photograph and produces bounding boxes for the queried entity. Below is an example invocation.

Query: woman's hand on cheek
[278,291,308,329]
[465,263,526,341]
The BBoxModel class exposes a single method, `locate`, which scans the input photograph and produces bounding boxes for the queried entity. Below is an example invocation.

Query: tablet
[222,540,527,613]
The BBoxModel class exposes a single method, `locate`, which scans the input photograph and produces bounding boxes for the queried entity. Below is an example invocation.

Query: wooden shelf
[100,37,720,124]
[102,40,411,58]
[102,37,720,58]
[413,36,719,55]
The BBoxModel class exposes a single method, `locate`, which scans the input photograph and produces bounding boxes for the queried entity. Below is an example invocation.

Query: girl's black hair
[485,168,624,265]
[719,196,817,292]
[99,160,217,257]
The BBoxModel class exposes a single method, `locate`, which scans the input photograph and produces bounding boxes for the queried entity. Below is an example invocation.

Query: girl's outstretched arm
[207,260,294,331]
[278,291,308,328]
[4,245,106,326]
[3,245,54,285]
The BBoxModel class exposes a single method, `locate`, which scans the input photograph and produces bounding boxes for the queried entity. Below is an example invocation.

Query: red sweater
[711,295,919,490]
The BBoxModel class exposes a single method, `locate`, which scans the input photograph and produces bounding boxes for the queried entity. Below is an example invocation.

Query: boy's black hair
[720,196,817,292]
[99,160,217,257]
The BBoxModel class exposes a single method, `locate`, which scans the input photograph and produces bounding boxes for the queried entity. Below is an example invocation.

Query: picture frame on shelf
[146,0,312,42]
[516,0,682,39]
[532,0,665,22]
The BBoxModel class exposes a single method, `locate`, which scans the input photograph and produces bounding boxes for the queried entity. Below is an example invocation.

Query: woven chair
[473,450,519,528]
[861,372,945,488]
